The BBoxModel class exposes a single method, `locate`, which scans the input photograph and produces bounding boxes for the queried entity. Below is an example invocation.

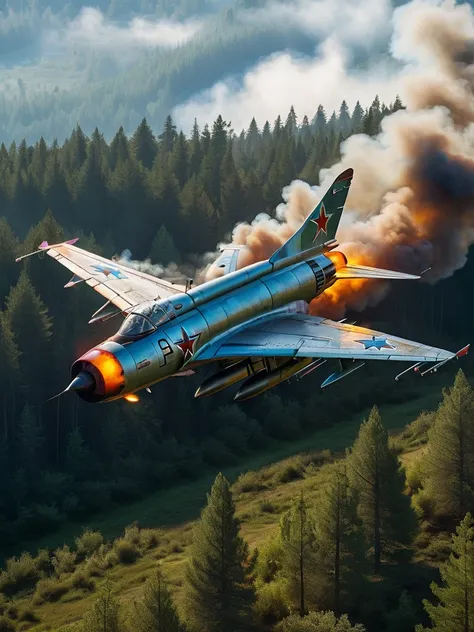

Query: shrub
[113,538,140,564]
[276,461,305,484]
[255,580,290,624]
[260,501,276,514]
[256,536,284,584]
[139,529,162,550]
[18,608,39,623]
[34,549,53,576]
[123,524,141,546]
[405,456,424,493]
[71,570,95,592]
[0,553,40,597]
[233,471,267,494]
[0,616,16,632]
[84,550,108,578]
[75,529,104,561]
[52,545,76,577]
[276,611,366,631]
[412,489,434,521]
[33,578,70,605]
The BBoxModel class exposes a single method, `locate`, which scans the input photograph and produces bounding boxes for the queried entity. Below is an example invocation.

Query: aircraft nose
[66,371,95,393]
[70,346,127,403]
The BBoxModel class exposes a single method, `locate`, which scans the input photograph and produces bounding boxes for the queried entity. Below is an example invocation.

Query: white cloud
[240,0,393,48]
[173,36,404,133]
[44,7,201,54]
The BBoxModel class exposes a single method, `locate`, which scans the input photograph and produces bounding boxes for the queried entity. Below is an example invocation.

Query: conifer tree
[0,218,19,306]
[417,513,474,632]
[347,406,416,572]
[0,312,20,440]
[220,144,244,233]
[109,126,130,171]
[188,119,202,176]
[183,472,255,632]
[247,117,260,158]
[280,493,319,616]
[423,370,474,520]
[338,100,352,137]
[131,118,157,170]
[132,568,182,632]
[385,590,417,632]
[149,225,181,265]
[351,101,364,133]
[170,131,188,187]
[285,106,297,136]
[312,105,327,133]
[392,95,405,112]
[299,115,312,151]
[5,271,52,404]
[81,581,122,632]
[159,115,178,154]
[317,462,366,615]
[17,403,44,481]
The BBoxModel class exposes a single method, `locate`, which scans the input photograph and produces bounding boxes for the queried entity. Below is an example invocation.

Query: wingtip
[456,344,470,359]
[66,237,79,245]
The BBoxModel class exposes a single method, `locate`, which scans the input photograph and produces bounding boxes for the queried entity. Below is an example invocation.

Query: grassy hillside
[0,372,455,632]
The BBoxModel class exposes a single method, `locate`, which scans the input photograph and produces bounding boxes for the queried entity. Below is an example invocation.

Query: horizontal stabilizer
[336,264,419,281]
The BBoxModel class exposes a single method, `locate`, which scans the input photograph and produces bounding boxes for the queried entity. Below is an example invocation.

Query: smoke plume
[208,0,474,319]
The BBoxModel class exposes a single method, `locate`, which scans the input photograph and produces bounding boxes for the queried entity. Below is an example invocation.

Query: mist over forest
[0,0,444,144]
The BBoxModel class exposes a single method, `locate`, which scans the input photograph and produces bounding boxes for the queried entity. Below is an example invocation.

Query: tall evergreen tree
[4,271,52,404]
[183,472,255,632]
[351,101,364,134]
[0,312,20,440]
[280,493,319,616]
[220,144,245,233]
[131,118,157,170]
[16,403,44,481]
[109,126,130,171]
[347,406,416,572]
[132,568,182,632]
[338,100,352,137]
[423,370,474,520]
[159,115,178,154]
[188,119,202,176]
[149,225,181,265]
[285,106,298,136]
[417,513,474,632]
[312,105,327,134]
[0,218,19,306]
[317,462,366,615]
[81,581,122,632]
[170,131,188,188]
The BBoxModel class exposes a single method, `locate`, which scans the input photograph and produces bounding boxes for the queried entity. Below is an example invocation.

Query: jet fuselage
[71,253,337,402]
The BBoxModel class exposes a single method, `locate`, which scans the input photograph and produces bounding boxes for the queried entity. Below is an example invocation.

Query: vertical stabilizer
[269,168,353,264]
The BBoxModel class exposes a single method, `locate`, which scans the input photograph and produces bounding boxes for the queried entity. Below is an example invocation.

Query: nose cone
[66,371,95,393]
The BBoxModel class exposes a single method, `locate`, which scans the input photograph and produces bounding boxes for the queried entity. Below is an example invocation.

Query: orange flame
[124,394,139,403]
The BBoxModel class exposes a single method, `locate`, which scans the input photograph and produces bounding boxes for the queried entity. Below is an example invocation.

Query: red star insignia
[310,203,332,241]
[176,327,201,360]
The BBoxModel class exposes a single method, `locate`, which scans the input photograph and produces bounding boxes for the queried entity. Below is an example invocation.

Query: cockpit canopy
[118,300,176,338]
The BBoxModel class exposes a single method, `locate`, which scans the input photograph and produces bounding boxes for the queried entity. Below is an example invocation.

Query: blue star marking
[356,337,395,351]
[91,264,128,280]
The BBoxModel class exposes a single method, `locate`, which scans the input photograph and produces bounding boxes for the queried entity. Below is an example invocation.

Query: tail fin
[270,168,353,265]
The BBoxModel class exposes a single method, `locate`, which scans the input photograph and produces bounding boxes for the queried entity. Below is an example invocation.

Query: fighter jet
[17,168,469,404]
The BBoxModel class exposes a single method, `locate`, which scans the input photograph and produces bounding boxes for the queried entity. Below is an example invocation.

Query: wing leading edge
[19,240,185,311]
[194,313,457,364]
